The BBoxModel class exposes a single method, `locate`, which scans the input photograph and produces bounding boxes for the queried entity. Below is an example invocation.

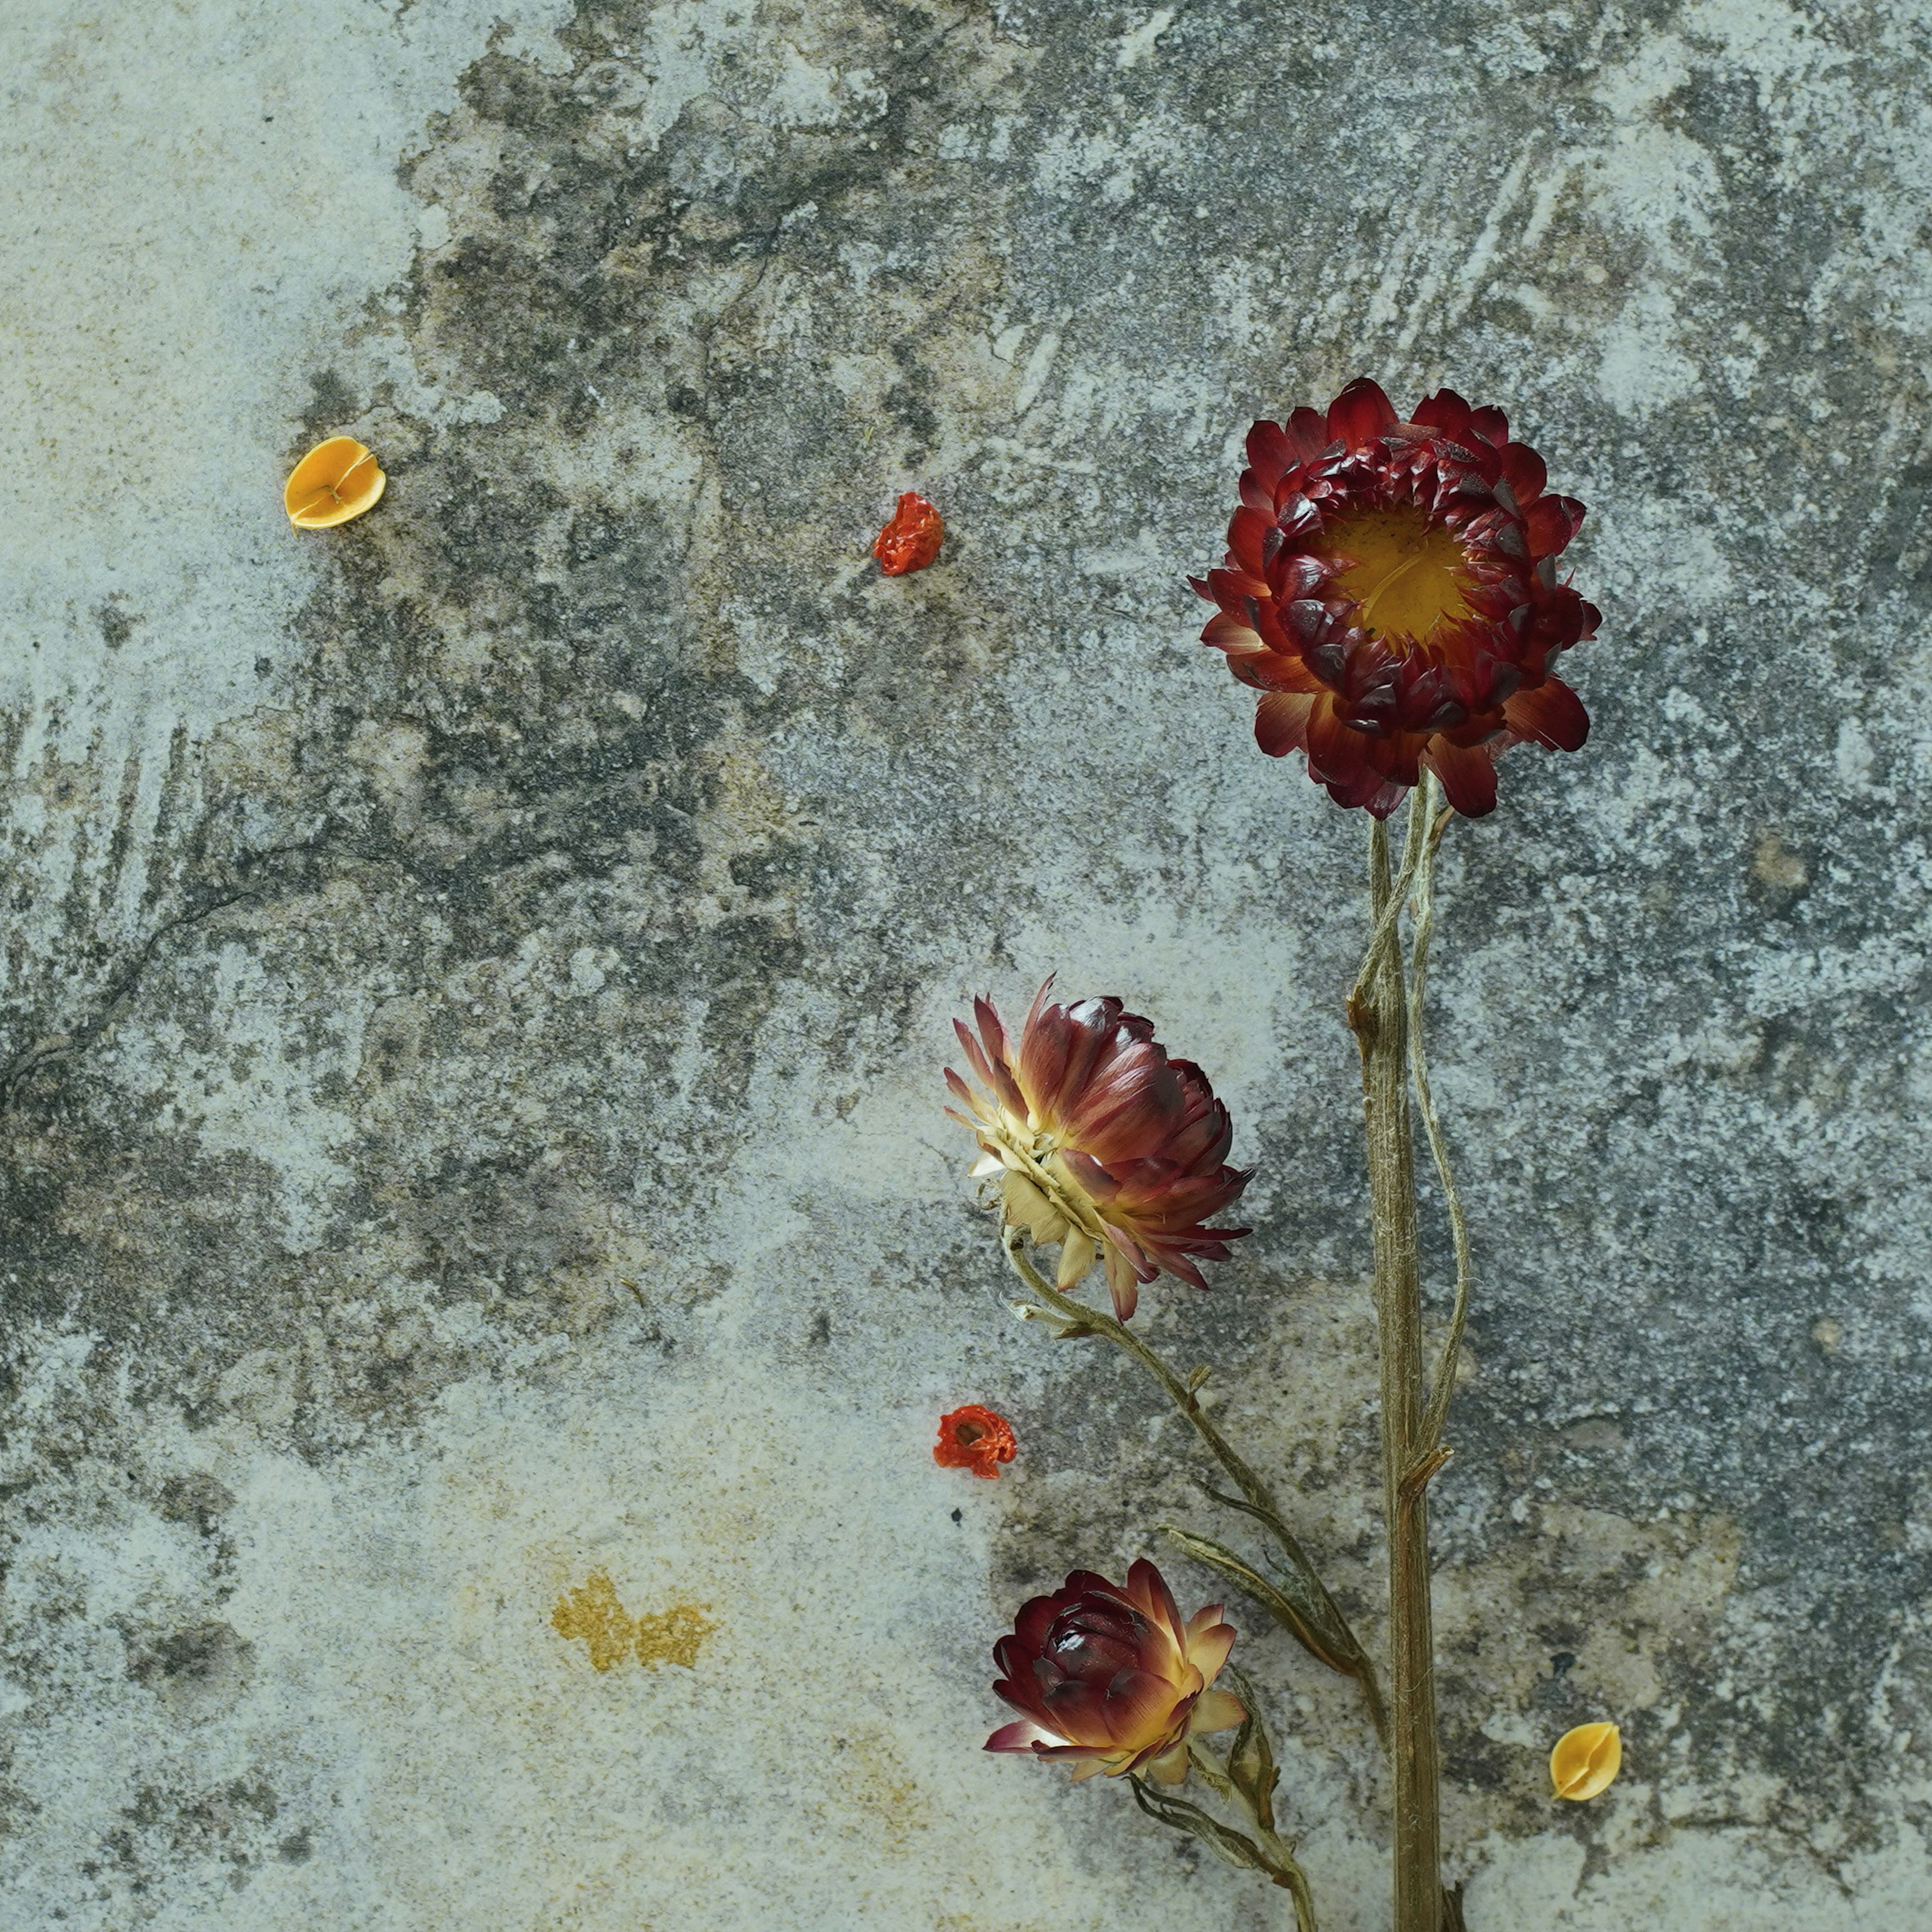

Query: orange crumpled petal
[873,492,944,575]
[934,1403,1016,1478]
[285,436,386,529]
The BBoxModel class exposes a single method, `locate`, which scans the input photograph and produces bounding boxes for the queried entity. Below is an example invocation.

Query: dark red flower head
[985,1558,1245,1784]
[1192,377,1599,817]
[945,982,1251,1321]
[934,1404,1017,1478]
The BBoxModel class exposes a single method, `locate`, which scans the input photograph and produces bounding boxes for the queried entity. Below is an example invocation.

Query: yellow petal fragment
[285,435,386,529]
[1550,1721,1622,1801]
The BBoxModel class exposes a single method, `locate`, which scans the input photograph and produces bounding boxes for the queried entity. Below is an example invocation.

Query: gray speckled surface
[4,1,1931,1926]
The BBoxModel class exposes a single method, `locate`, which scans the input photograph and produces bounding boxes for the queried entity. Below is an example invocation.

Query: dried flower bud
[1550,1721,1622,1800]
[985,1558,1246,1784]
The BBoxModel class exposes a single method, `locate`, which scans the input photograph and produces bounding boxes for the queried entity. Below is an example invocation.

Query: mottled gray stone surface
[4,1,1931,1926]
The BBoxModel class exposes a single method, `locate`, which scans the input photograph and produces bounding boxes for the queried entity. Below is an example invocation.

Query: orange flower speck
[935,1403,1017,1478]
[873,492,944,575]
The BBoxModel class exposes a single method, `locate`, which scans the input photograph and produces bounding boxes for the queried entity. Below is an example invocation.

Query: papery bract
[945,982,1251,1320]
[1192,377,1599,817]
[285,436,386,529]
[985,1558,1246,1784]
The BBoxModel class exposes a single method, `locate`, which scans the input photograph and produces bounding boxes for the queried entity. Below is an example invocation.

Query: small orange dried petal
[873,491,944,575]
[934,1403,1016,1478]
[285,436,386,529]
[1550,1721,1622,1800]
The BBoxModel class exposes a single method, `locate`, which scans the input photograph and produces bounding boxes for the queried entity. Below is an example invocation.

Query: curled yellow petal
[1550,1721,1622,1800]
[285,436,386,529]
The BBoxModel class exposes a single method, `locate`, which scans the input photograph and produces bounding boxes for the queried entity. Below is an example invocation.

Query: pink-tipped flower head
[985,1559,1246,1784]
[945,982,1251,1320]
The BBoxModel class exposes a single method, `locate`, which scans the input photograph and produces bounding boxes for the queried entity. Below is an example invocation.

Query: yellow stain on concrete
[635,1601,716,1671]
[551,1569,714,1673]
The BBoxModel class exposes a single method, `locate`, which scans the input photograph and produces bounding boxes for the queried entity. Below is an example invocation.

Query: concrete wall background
[4,2,1931,1926]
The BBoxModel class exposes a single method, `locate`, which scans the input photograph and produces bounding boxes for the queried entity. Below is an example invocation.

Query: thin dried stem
[1349,795,1432,1019]
[1405,778,1471,1456]
[1350,802,1443,1932]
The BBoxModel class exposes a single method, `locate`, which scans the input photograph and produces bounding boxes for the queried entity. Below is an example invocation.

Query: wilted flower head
[985,1558,1245,1784]
[1193,377,1599,818]
[945,982,1251,1321]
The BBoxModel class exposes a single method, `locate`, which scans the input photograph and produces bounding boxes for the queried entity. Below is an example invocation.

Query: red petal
[985,1720,1056,1753]
[1285,407,1332,459]
[952,1019,998,1091]
[1202,566,1266,616]
[1524,495,1583,557]
[971,997,1009,1068]
[1234,652,1322,695]
[1409,388,1472,440]
[1228,506,1270,575]
[1254,692,1315,756]
[1502,677,1589,751]
[1201,611,1263,655]
[1424,739,1499,816]
[1039,1677,1112,1744]
[1305,699,1374,787]
[1499,442,1547,505]
[1245,420,1294,489]
[1468,405,1509,447]
[1327,377,1399,449]
[1124,1559,1183,1635]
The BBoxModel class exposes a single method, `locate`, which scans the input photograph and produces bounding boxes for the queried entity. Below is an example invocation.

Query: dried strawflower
[945,983,1250,1321]
[985,1558,1245,1783]
[873,491,944,575]
[284,436,386,529]
[934,1403,1017,1478]
[1550,1721,1622,1800]
[1193,378,1599,817]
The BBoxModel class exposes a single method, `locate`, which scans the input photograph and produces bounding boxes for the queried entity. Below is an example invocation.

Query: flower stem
[1405,789,1470,1458]
[1002,1231,1388,1740]
[1348,796,1444,1932]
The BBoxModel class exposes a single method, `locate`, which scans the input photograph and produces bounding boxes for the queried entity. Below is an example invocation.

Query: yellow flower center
[1323,507,1471,647]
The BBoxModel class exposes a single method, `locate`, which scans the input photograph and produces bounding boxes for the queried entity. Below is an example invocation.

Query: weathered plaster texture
[4,0,1932,1925]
